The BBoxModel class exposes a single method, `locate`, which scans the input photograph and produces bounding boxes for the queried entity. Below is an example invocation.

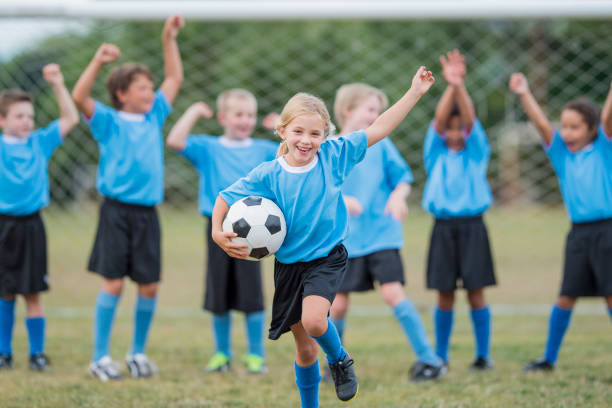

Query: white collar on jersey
[118,111,146,122]
[2,134,29,144]
[579,143,594,152]
[277,154,319,173]
[219,136,253,148]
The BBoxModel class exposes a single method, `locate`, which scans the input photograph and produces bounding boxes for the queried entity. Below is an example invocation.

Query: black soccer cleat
[523,358,554,372]
[0,354,13,369]
[328,353,358,402]
[470,357,494,371]
[29,353,51,371]
[410,361,447,381]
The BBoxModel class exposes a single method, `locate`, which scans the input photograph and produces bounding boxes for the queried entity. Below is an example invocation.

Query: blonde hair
[276,92,334,157]
[216,88,257,114]
[333,83,388,130]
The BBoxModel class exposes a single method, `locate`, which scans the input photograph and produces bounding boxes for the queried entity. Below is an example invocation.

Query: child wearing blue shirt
[510,73,612,371]
[212,67,435,407]
[423,50,496,371]
[167,89,278,374]
[328,83,445,382]
[72,15,184,381]
[0,64,79,371]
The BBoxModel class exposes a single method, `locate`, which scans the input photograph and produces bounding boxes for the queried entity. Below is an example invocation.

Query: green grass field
[1,206,611,408]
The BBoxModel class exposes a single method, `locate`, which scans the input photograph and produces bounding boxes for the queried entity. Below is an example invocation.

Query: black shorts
[560,218,612,297]
[204,217,264,314]
[339,249,404,293]
[269,244,347,340]
[0,212,48,296]
[426,216,496,292]
[87,198,161,284]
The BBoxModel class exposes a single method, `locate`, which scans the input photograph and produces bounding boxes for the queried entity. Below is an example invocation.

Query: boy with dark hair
[0,64,79,371]
[72,15,184,381]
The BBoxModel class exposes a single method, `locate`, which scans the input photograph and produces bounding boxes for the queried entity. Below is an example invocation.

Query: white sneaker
[89,356,123,382]
[125,353,158,378]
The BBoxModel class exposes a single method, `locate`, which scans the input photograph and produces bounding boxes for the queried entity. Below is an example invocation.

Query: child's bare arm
[72,44,120,118]
[438,50,475,132]
[602,81,612,137]
[211,196,249,259]
[434,86,455,134]
[167,102,213,151]
[509,73,554,145]
[384,183,411,221]
[454,84,476,132]
[365,66,434,147]
[159,15,184,105]
[43,64,79,138]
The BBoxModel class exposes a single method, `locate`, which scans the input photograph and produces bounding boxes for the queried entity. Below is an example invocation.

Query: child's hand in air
[42,64,64,87]
[385,191,409,221]
[411,66,435,96]
[212,230,250,259]
[163,15,185,40]
[94,43,121,65]
[344,196,363,217]
[262,112,280,131]
[509,73,530,96]
[189,101,214,119]
[440,49,466,86]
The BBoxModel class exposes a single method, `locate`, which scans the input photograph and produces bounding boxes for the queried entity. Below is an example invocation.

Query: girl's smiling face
[560,108,596,152]
[278,113,325,167]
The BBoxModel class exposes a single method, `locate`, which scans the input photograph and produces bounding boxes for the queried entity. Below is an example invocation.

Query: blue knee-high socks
[470,306,492,360]
[544,305,573,364]
[329,317,345,343]
[212,312,232,357]
[131,295,157,355]
[393,299,439,366]
[311,318,346,364]
[295,360,321,408]
[245,311,265,357]
[0,298,15,356]
[26,317,45,356]
[93,291,120,362]
[608,307,612,323]
[434,307,453,363]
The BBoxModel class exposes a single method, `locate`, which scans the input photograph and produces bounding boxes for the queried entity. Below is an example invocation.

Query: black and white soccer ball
[222,196,287,261]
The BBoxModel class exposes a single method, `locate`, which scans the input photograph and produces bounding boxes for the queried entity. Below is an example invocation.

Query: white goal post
[1,0,612,20]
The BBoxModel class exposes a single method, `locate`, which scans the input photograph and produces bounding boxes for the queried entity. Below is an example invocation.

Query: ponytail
[276,140,289,158]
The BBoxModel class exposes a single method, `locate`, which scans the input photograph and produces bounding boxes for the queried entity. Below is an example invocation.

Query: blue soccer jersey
[422,119,493,218]
[86,90,171,206]
[0,121,62,216]
[221,130,368,264]
[545,125,612,223]
[341,138,413,258]
[181,135,278,216]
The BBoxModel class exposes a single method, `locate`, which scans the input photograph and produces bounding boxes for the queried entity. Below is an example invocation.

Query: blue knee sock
[608,308,612,323]
[245,311,265,357]
[393,299,439,366]
[0,299,16,356]
[470,306,491,359]
[544,305,572,364]
[213,312,231,357]
[93,291,120,362]
[25,317,45,355]
[295,360,321,408]
[312,318,346,364]
[434,307,453,363]
[131,295,157,355]
[329,317,345,343]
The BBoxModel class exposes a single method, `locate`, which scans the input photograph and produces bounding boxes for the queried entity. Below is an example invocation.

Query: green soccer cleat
[244,354,268,374]
[205,352,231,373]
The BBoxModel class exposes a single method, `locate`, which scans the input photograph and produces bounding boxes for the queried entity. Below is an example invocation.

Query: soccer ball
[222,196,287,261]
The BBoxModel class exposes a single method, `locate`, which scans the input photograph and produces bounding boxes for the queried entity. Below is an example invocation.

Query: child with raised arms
[167,89,278,374]
[423,50,496,371]
[328,83,445,382]
[0,64,79,371]
[71,15,184,381]
[509,73,612,371]
[212,67,434,407]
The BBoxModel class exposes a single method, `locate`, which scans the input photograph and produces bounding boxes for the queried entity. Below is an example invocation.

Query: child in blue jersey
[510,73,612,371]
[0,64,79,371]
[212,67,435,407]
[167,89,278,374]
[328,83,445,382]
[72,15,184,381]
[423,50,496,371]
